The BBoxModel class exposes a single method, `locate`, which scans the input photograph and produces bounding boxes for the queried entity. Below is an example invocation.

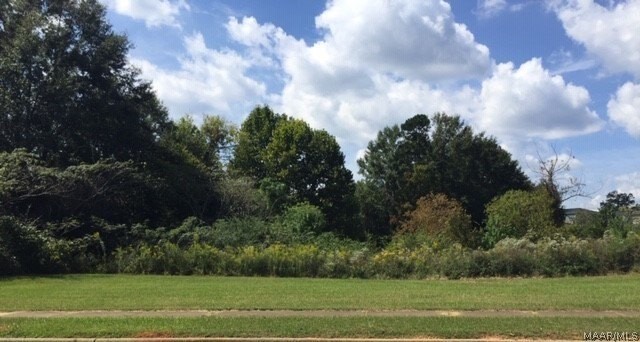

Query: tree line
[1,0,638,276]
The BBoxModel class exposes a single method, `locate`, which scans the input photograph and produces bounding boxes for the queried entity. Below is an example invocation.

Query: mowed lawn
[1,273,639,311]
[2,274,640,339]
[2,316,640,339]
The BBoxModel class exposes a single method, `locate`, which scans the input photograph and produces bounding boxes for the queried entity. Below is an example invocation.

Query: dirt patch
[133,331,175,338]
[1,309,640,318]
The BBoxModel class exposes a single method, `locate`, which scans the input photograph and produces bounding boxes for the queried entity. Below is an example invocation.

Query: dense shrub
[484,238,537,276]
[567,210,606,238]
[0,216,101,275]
[399,194,473,246]
[206,218,270,248]
[484,189,555,247]
[216,177,269,219]
[110,232,640,279]
[270,203,326,243]
[0,150,157,225]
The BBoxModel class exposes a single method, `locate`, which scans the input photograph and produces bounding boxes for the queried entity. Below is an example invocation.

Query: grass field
[1,273,639,311]
[1,274,639,338]
[1,316,639,339]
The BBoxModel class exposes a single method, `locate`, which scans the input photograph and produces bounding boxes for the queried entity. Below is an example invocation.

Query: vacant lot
[1,274,639,338]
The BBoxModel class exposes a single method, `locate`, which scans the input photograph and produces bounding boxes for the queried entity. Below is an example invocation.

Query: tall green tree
[0,0,169,166]
[599,191,638,236]
[232,107,358,236]
[358,113,531,240]
[150,115,238,223]
[265,119,357,235]
[231,106,285,179]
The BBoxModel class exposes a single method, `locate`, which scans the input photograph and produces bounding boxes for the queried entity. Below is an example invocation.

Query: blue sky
[99,0,640,209]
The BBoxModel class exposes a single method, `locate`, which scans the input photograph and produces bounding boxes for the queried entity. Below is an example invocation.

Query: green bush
[0,216,101,275]
[484,189,556,247]
[110,231,640,279]
[270,203,326,244]
[489,238,537,276]
[0,150,156,225]
[206,217,269,248]
[0,216,39,274]
[217,177,269,219]
[399,194,474,247]
[567,210,606,238]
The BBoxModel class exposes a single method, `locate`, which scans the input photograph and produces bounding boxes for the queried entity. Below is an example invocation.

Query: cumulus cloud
[224,0,493,156]
[551,0,640,78]
[123,0,607,174]
[225,9,603,166]
[476,58,604,141]
[132,33,268,119]
[100,0,189,28]
[227,16,283,50]
[608,82,640,138]
[311,0,491,82]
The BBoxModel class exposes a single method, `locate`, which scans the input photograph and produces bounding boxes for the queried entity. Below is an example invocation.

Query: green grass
[1,316,639,339]
[0,274,639,311]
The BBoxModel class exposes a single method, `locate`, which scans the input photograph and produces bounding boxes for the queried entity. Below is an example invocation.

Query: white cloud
[226,17,288,69]
[311,0,491,82]
[477,0,508,18]
[476,58,604,141]
[608,82,640,138]
[132,33,268,119]
[551,0,640,78]
[615,172,640,198]
[572,171,640,210]
[223,0,493,161]
[100,0,189,28]
[548,49,597,75]
[225,10,604,169]
[227,16,282,50]
[124,1,608,176]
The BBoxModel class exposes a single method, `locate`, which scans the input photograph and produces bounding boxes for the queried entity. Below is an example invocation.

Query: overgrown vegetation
[1,0,639,278]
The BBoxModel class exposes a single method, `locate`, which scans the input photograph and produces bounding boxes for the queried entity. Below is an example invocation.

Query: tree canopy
[232,106,357,236]
[0,0,169,166]
[358,113,531,238]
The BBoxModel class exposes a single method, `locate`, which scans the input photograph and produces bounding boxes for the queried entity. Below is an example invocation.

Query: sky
[98,0,640,209]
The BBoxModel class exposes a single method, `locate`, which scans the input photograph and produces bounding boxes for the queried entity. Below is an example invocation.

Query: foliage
[206,218,270,249]
[110,231,640,279]
[0,1,631,281]
[0,216,100,275]
[483,189,556,247]
[599,191,638,238]
[270,203,326,244]
[0,149,157,225]
[216,177,269,219]
[358,113,531,238]
[231,106,286,180]
[264,119,357,235]
[355,180,393,237]
[232,107,358,236]
[567,209,606,238]
[0,0,169,166]
[398,193,473,246]
[163,115,237,172]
